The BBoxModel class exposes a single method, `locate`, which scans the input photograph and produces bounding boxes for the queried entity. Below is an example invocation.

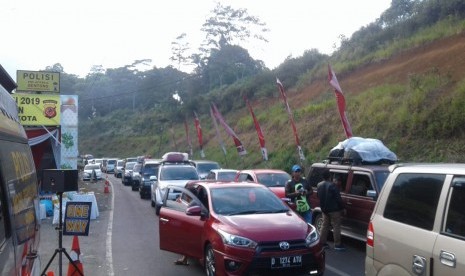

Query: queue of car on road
[95,150,465,275]
[99,152,325,275]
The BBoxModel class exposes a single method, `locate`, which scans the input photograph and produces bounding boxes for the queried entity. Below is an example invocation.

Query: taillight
[366,221,374,247]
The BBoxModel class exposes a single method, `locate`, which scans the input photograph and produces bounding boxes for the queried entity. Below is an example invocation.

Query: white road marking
[106,179,115,276]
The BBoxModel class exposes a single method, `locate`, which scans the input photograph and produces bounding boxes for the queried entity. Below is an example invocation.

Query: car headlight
[305,224,319,247]
[217,229,257,249]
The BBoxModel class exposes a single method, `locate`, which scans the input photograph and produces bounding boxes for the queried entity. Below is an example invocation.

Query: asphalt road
[38,174,366,275]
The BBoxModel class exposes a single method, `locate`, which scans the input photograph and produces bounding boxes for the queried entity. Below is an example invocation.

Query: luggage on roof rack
[328,137,397,165]
[161,152,189,163]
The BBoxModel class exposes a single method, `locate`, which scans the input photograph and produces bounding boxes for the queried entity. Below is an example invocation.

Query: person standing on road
[317,169,346,251]
[285,164,313,224]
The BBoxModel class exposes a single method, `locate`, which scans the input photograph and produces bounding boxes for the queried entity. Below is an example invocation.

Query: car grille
[256,240,307,253]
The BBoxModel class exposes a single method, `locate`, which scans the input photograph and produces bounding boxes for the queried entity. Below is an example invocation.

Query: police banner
[13,94,61,126]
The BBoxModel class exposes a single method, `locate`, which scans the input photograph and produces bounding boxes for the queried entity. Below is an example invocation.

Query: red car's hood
[268,187,286,199]
[217,212,308,241]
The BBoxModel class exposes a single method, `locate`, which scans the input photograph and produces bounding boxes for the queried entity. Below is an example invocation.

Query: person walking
[317,169,346,250]
[285,164,313,224]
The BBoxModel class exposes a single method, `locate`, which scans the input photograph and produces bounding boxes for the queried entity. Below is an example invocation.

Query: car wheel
[314,213,324,235]
[151,194,155,207]
[205,244,216,276]
[155,205,161,216]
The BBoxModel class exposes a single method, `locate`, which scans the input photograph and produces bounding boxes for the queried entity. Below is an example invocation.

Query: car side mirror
[186,205,202,216]
[150,175,158,182]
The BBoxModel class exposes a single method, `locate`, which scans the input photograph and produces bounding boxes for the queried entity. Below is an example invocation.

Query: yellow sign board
[13,94,61,126]
[16,70,60,93]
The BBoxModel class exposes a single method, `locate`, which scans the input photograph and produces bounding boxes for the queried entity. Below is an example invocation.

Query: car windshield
[117,161,124,166]
[256,172,291,187]
[85,164,100,170]
[160,166,199,180]
[197,163,220,174]
[211,187,288,215]
[125,162,136,170]
[217,171,237,181]
[143,164,159,176]
[108,160,116,164]
[133,164,142,172]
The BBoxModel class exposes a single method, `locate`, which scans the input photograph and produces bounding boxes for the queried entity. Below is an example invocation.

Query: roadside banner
[13,94,61,126]
[210,107,227,156]
[244,96,268,161]
[210,103,247,156]
[60,95,79,169]
[328,64,353,138]
[193,111,205,158]
[276,79,305,161]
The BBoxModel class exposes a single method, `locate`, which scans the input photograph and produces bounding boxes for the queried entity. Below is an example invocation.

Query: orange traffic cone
[67,235,84,276]
[104,175,110,194]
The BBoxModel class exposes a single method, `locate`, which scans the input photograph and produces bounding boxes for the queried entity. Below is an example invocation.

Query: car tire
[155,205,161,216]
[151,194,155,207]
[314,213,324,235]
[205,244,216,276]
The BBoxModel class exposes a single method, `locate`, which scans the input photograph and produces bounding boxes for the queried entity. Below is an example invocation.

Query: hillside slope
[81,33,465,167]
[234,32,465,165]
[294,33,465,109]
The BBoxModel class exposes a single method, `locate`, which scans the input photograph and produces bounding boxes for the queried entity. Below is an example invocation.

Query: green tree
[201,3,269,50]
[170,33,191,70]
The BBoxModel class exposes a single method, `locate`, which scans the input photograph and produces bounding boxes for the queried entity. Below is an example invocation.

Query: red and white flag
[210,107,227,156]
[276,78,305,161]
[193,111,205,158]
[328,64,353,138]
[244,96,268,161]
[210,103,247,156]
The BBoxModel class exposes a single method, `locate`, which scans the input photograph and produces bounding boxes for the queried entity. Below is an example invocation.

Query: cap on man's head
[292,164,302,172]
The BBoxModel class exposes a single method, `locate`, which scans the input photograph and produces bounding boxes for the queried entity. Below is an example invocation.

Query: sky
[1,0,392,80]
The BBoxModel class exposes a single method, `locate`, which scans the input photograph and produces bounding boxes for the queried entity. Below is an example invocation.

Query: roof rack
[325,156,395,166]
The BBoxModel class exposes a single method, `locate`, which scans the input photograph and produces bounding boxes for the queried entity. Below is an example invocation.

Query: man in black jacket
[317,169,346,250]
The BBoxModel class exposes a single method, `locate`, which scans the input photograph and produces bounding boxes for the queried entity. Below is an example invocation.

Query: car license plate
[270,255,302,269]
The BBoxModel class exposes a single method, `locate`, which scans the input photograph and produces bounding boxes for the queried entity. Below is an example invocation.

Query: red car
[159,181,325,276]
[234,169,291,199]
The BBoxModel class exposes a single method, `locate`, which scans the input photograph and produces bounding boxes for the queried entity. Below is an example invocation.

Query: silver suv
[151,154,199,215]
[366,163,465,276]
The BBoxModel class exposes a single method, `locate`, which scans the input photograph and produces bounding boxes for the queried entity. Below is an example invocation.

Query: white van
[0,66,41,275]
[366,163,465,276]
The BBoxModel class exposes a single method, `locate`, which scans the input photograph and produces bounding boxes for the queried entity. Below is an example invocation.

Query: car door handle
[412,255,426,275]
[160,218,169,223]
[440,250,456,267]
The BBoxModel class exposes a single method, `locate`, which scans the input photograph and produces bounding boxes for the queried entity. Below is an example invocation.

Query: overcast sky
[1,0,391,80]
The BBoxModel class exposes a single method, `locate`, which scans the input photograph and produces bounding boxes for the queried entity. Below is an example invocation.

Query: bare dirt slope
[293,32,465,107]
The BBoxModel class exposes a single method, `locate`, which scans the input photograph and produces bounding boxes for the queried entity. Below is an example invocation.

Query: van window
[384,173,445,230]
[307,167,324,188]
[444,178,465,238]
